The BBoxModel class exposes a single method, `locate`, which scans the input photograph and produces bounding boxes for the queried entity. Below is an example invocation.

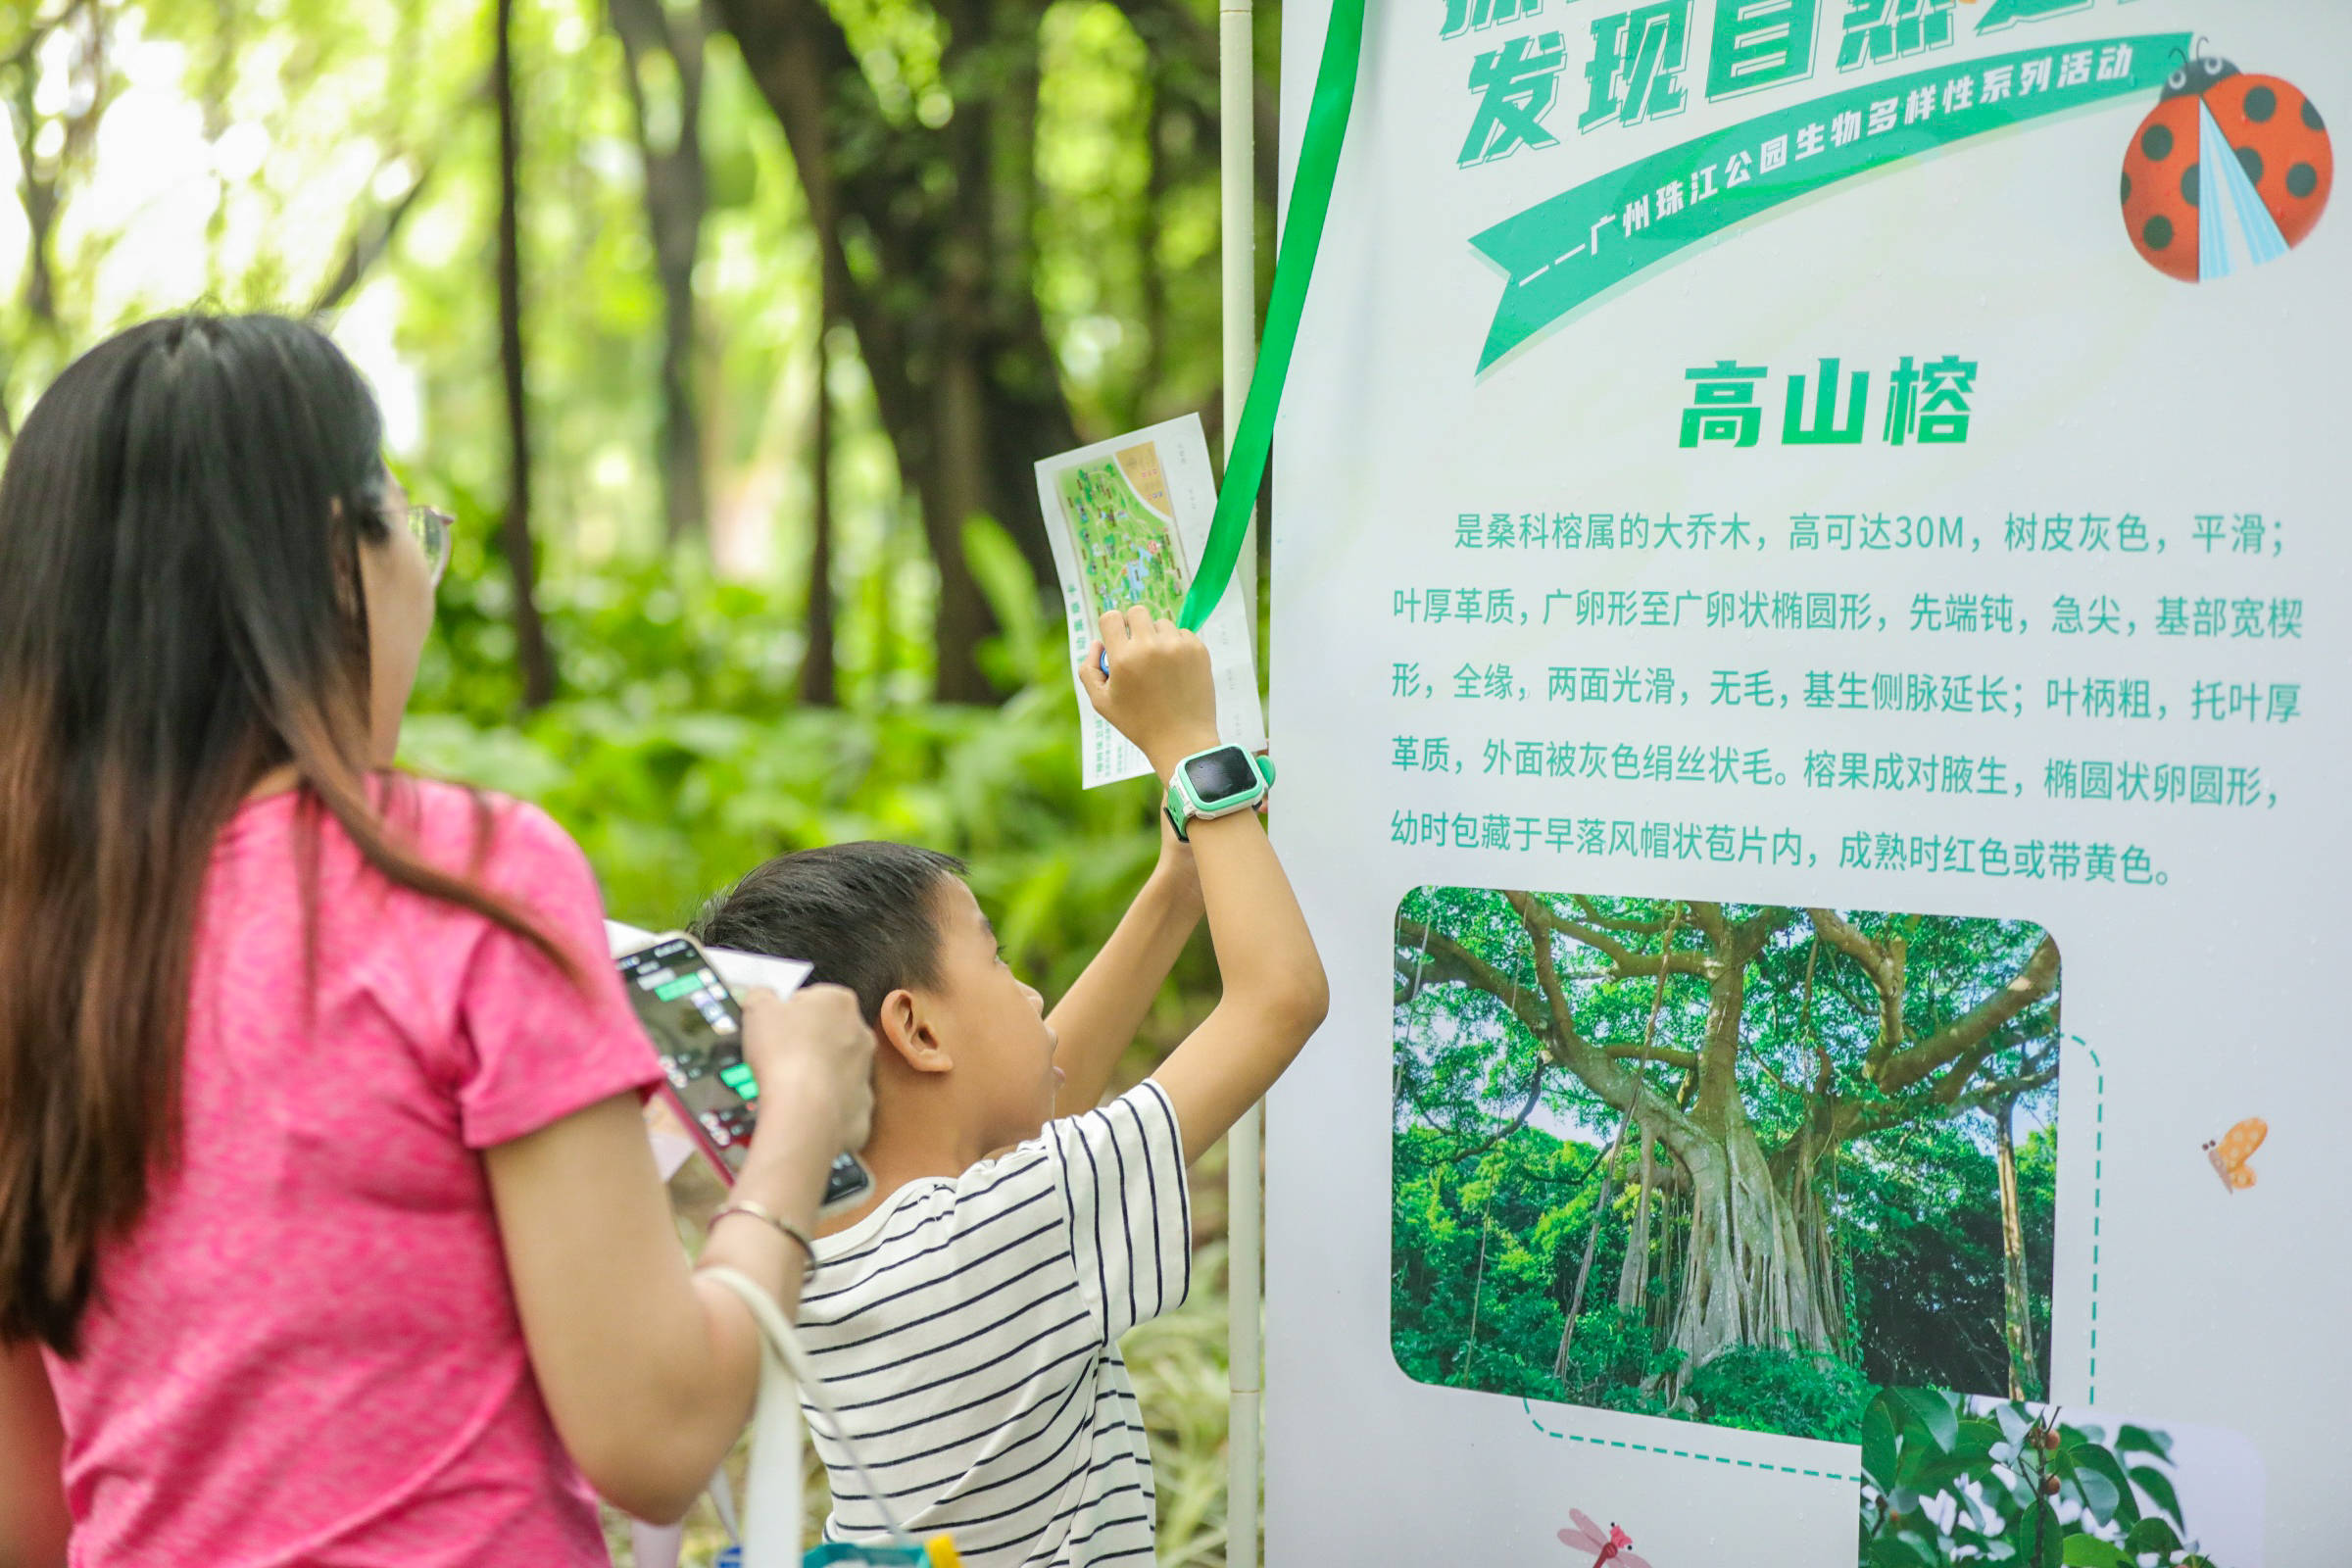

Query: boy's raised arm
[1079,609,1329,1165]
[1045,816,1202,1116]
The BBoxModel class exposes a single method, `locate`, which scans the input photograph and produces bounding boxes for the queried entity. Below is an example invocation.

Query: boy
[692,608,1327,1565]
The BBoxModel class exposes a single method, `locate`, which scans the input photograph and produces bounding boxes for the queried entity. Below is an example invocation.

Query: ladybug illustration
[2120,44,2331,282]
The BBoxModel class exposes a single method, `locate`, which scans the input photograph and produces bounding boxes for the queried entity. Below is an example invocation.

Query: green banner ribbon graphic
[1472,32,2190,372]
[1176,0,1367,632]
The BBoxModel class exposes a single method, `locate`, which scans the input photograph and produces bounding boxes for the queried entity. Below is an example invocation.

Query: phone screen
[619,937,760,1170]
[615,936,870,1208]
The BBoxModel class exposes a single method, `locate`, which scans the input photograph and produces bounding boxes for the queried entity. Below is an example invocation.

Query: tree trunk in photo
[1461,1216,1490,1387]
[494,0,556,710]
[715,0,1084,702]
[1616,1124,1654,1313]
[799,308,838,706]
[1665,1119,1839,1375]
[1551,1119,1625,1381]
[1994,1094,2039,1400]
[1781,1131,1850,1350]
[1651,911,1840,1377]
[609,0,710,545]
[1611,907,1681,1318]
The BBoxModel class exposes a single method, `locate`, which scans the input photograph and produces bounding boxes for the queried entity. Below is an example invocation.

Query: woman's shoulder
[377,776,584,883]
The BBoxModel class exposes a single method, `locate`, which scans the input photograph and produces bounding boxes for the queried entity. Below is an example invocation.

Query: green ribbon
[1177,0,1368,632]
[1473,32,2188,371]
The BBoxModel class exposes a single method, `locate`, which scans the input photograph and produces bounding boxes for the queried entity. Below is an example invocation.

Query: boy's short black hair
[691,842,968,1022]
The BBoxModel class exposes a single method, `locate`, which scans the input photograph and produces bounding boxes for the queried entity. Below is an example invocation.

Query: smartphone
[615,933,872,1214]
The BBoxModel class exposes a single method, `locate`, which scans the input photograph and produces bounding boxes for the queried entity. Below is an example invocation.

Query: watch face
[1184,747,1258,805]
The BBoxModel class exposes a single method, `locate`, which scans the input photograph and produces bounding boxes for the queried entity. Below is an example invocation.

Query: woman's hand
[487,981,878,1525]
[740,983,874,1156]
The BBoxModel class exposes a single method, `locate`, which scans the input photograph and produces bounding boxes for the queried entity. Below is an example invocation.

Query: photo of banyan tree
[1391,887,2060,1444]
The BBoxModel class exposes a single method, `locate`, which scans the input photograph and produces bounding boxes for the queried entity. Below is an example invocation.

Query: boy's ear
[875,987,952,1075]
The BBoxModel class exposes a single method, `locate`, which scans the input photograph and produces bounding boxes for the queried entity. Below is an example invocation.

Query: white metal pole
[1226,1102,1262,1568]
[1218,0,1261,1563]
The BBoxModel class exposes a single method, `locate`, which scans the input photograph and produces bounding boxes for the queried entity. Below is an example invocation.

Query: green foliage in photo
[1861,1389,2220,1568]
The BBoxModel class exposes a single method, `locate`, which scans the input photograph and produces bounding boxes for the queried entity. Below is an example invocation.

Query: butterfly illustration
[2203,1116,2268,1192]
[1559,1509,1651,1568]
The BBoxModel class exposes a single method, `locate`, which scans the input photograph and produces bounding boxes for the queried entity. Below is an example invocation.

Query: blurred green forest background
[0,0,1272,1558]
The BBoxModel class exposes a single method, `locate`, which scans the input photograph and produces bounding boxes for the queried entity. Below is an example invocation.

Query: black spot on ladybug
[2144,214,2176,251]
[2289,162,2320,199]
[2142,122,2176,162]
[2304,98,2326,131]
[2121,171,2132,204]
[2239,146,2265,185]
[2244,85,2278,122]
[2180,166,2199,206]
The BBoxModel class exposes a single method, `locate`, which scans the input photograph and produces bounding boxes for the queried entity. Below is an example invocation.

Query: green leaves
[1862,1392,1902,1490]
[400,545,1181,1004]
[2127,1466,2185,1532]
[1684,1344,1872,1443]
[962,513,1052,695]
[1859,1392,2213,1568]
[1890,1386,1960,1454]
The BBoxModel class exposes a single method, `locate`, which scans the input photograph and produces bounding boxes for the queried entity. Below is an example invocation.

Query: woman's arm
[1047,817,1202,1116]
[485,983,872,1525]
[0,1338,70,1568]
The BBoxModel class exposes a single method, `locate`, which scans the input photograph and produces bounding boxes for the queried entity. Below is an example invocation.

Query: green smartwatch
[1163,744,1276,841]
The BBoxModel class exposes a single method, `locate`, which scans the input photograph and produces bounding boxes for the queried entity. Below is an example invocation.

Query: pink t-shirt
[43,780,662,1567]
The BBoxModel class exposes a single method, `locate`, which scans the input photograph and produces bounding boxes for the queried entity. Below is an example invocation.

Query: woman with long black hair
[0,314,874,1565]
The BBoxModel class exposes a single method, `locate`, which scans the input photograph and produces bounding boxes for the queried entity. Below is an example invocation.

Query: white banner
[1267,2,2344,1562]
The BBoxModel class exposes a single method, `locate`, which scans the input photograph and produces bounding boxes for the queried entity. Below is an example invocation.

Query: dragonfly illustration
[1559,1510,1651,1567]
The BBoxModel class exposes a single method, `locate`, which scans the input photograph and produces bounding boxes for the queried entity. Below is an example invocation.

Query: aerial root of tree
[1666,1141,1838,1385]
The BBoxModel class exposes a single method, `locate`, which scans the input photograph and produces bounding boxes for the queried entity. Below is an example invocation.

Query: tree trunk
[1551,1120,1626,1381]
[309,159,435,318]
[799,304,838,706]
[1612,910,1681,1316]
[1994,1094,2039,1399]
[1461,1216,1490,1387]
[1617,1123,1655,1312]
[1663,948,1840,1376]
[1134,70,1167,423]
[609,0,710,544]
[493,0,556,710]
[4,1,108,329]
[1666,1134,1839,1375]
[714,0,1081,703]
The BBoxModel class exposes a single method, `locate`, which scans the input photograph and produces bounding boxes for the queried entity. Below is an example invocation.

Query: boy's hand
[1080,607,1220,779]
[1152,803,1202,900]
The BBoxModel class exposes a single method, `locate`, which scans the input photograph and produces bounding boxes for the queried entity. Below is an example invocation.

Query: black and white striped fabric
[797,1081,1192,1566]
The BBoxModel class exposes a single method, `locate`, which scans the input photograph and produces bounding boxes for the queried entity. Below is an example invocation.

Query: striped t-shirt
[798,1081,1192,1566]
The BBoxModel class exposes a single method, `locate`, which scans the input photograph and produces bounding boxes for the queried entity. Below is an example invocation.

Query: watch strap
[1163,747,1273,842]
[1164,777,1194,842]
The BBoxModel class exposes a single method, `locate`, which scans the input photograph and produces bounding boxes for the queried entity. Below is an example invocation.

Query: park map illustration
[1056,442,1189,621]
